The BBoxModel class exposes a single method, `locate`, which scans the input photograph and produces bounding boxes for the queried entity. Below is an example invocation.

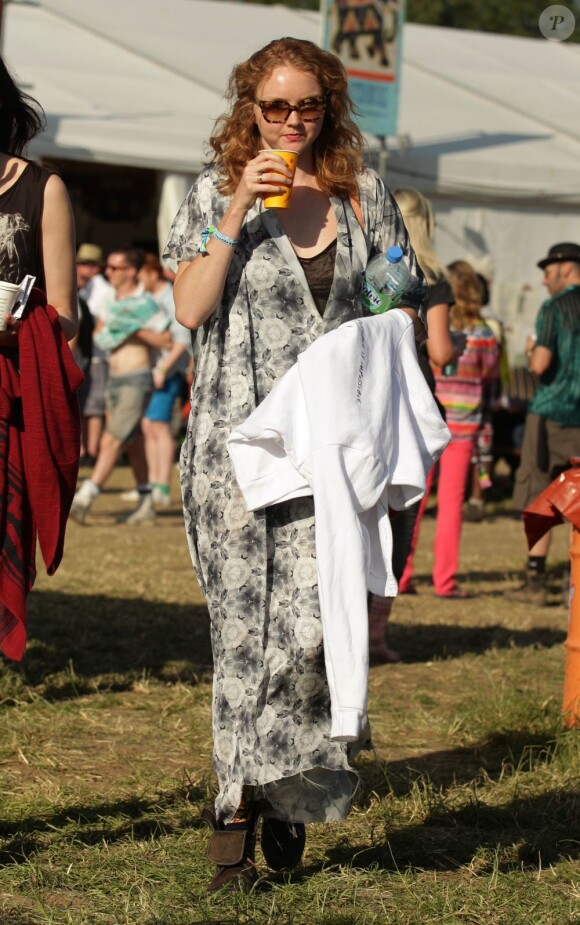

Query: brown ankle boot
[201,804,260,894]
[508,571,547,607]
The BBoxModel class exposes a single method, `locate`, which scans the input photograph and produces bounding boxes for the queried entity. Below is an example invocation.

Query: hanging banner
[321,0,405,138]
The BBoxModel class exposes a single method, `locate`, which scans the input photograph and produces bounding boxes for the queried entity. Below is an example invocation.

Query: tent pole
[0,0,7,58]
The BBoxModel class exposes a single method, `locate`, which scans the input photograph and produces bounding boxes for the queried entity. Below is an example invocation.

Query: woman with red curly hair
[165,37,427,892]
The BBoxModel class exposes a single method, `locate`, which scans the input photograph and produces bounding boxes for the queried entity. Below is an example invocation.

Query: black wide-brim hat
[537,242,580,269]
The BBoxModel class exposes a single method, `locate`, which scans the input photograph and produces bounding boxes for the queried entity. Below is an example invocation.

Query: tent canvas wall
[4,0,580,359]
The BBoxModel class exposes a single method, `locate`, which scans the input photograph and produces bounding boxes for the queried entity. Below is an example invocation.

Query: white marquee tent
[4,0,580,357]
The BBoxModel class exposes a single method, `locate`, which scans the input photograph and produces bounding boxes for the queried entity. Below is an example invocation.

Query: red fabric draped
[523,468,580,549]
[0,290,83,660]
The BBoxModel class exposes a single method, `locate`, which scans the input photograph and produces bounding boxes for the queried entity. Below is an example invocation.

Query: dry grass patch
[0,468,578,924]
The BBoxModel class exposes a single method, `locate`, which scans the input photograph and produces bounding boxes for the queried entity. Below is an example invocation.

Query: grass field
[0,465,578,925]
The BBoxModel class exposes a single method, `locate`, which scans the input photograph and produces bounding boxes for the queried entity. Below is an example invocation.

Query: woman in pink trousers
[429,261,499,597]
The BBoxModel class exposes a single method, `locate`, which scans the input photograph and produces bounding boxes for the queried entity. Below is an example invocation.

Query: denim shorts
[105,370,153,443]
[144,372,183,423]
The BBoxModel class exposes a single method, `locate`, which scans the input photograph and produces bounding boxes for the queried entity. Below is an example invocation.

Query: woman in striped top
[431,261,500,597]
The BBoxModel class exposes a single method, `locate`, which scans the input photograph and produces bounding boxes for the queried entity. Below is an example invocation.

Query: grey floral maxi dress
[165,166,423,824]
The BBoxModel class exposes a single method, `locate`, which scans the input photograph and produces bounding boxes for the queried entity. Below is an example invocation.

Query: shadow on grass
[3,590,213,700]
[319,786,580,874]
[1,738,576,884]
[409,560,570,593]
[1,589,565,701]
[422,504,524,523]
[0,785,209,867]
[317,731,580,874]
[385,622,565,663]
[356,730,560,800]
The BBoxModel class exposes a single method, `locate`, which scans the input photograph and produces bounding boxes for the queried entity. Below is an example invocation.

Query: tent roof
[392,25,580,203]
[5,0,580,202]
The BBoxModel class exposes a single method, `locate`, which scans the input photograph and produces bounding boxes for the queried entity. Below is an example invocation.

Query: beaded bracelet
[200,226,239,255]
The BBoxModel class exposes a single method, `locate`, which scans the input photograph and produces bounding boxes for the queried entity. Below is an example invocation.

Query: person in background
[464,413,495,522]
[70,287,94,421]
[165,38,427,892]
[76,243,113,315]
[0,56,77,340]
[69,248,170,526]
[364,188,457,635]
[463,273,510,522]
[0,56,80,661]
[75,244,114,462]
[429,261,499,598]
[366,187,457,659]
[511,243,580,605]
[121,254,191,507]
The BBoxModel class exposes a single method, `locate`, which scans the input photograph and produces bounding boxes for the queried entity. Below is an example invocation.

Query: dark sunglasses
[256,96,327,124]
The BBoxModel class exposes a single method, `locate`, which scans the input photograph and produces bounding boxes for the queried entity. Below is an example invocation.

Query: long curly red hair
[209,38,365,199]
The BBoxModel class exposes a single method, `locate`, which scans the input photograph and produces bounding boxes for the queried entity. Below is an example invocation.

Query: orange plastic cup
[260,149,298,209]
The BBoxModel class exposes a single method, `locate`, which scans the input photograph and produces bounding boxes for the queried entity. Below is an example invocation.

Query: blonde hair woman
[393,188,455,369]
[366,188,457,656]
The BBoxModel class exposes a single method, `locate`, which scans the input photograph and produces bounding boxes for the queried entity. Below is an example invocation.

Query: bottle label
[361,276,402,315]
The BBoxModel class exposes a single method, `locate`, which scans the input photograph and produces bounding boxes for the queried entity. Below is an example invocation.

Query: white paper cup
[0,281,20,331]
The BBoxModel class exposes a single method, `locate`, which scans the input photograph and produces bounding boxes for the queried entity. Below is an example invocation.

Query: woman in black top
[367,187,457,659]
[393,187,456,385]
[0,56,77,343]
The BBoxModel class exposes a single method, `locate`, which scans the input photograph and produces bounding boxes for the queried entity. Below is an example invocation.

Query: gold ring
[257,171,264,183]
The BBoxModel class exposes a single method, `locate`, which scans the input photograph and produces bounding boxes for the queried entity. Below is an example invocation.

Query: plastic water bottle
[361,245,411,315]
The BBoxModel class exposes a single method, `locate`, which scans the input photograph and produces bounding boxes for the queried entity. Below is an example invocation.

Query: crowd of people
[1,37,579,894]
[70,245,194,525]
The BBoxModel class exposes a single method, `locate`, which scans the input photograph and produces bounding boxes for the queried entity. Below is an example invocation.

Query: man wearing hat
[76,243,113,316]
[512,242,580,604]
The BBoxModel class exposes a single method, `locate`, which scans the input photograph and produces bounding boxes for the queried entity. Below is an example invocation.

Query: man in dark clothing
[512,242,580,604]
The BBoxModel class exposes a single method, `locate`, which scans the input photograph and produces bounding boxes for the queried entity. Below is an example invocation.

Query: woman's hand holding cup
[234,151,297,212]
[258,150,298,208]
[0,281,20,332]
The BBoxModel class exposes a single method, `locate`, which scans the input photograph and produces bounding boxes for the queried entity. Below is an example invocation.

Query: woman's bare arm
[423,302,455,367]
[41,174,78,340]
[173,152,293,330]
[173,197,248,330]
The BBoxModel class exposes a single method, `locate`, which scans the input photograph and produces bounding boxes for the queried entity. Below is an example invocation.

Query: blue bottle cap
[386,245,404,264]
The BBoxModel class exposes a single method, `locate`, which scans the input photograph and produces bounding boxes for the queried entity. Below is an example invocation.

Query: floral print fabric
[165,166,423,823]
